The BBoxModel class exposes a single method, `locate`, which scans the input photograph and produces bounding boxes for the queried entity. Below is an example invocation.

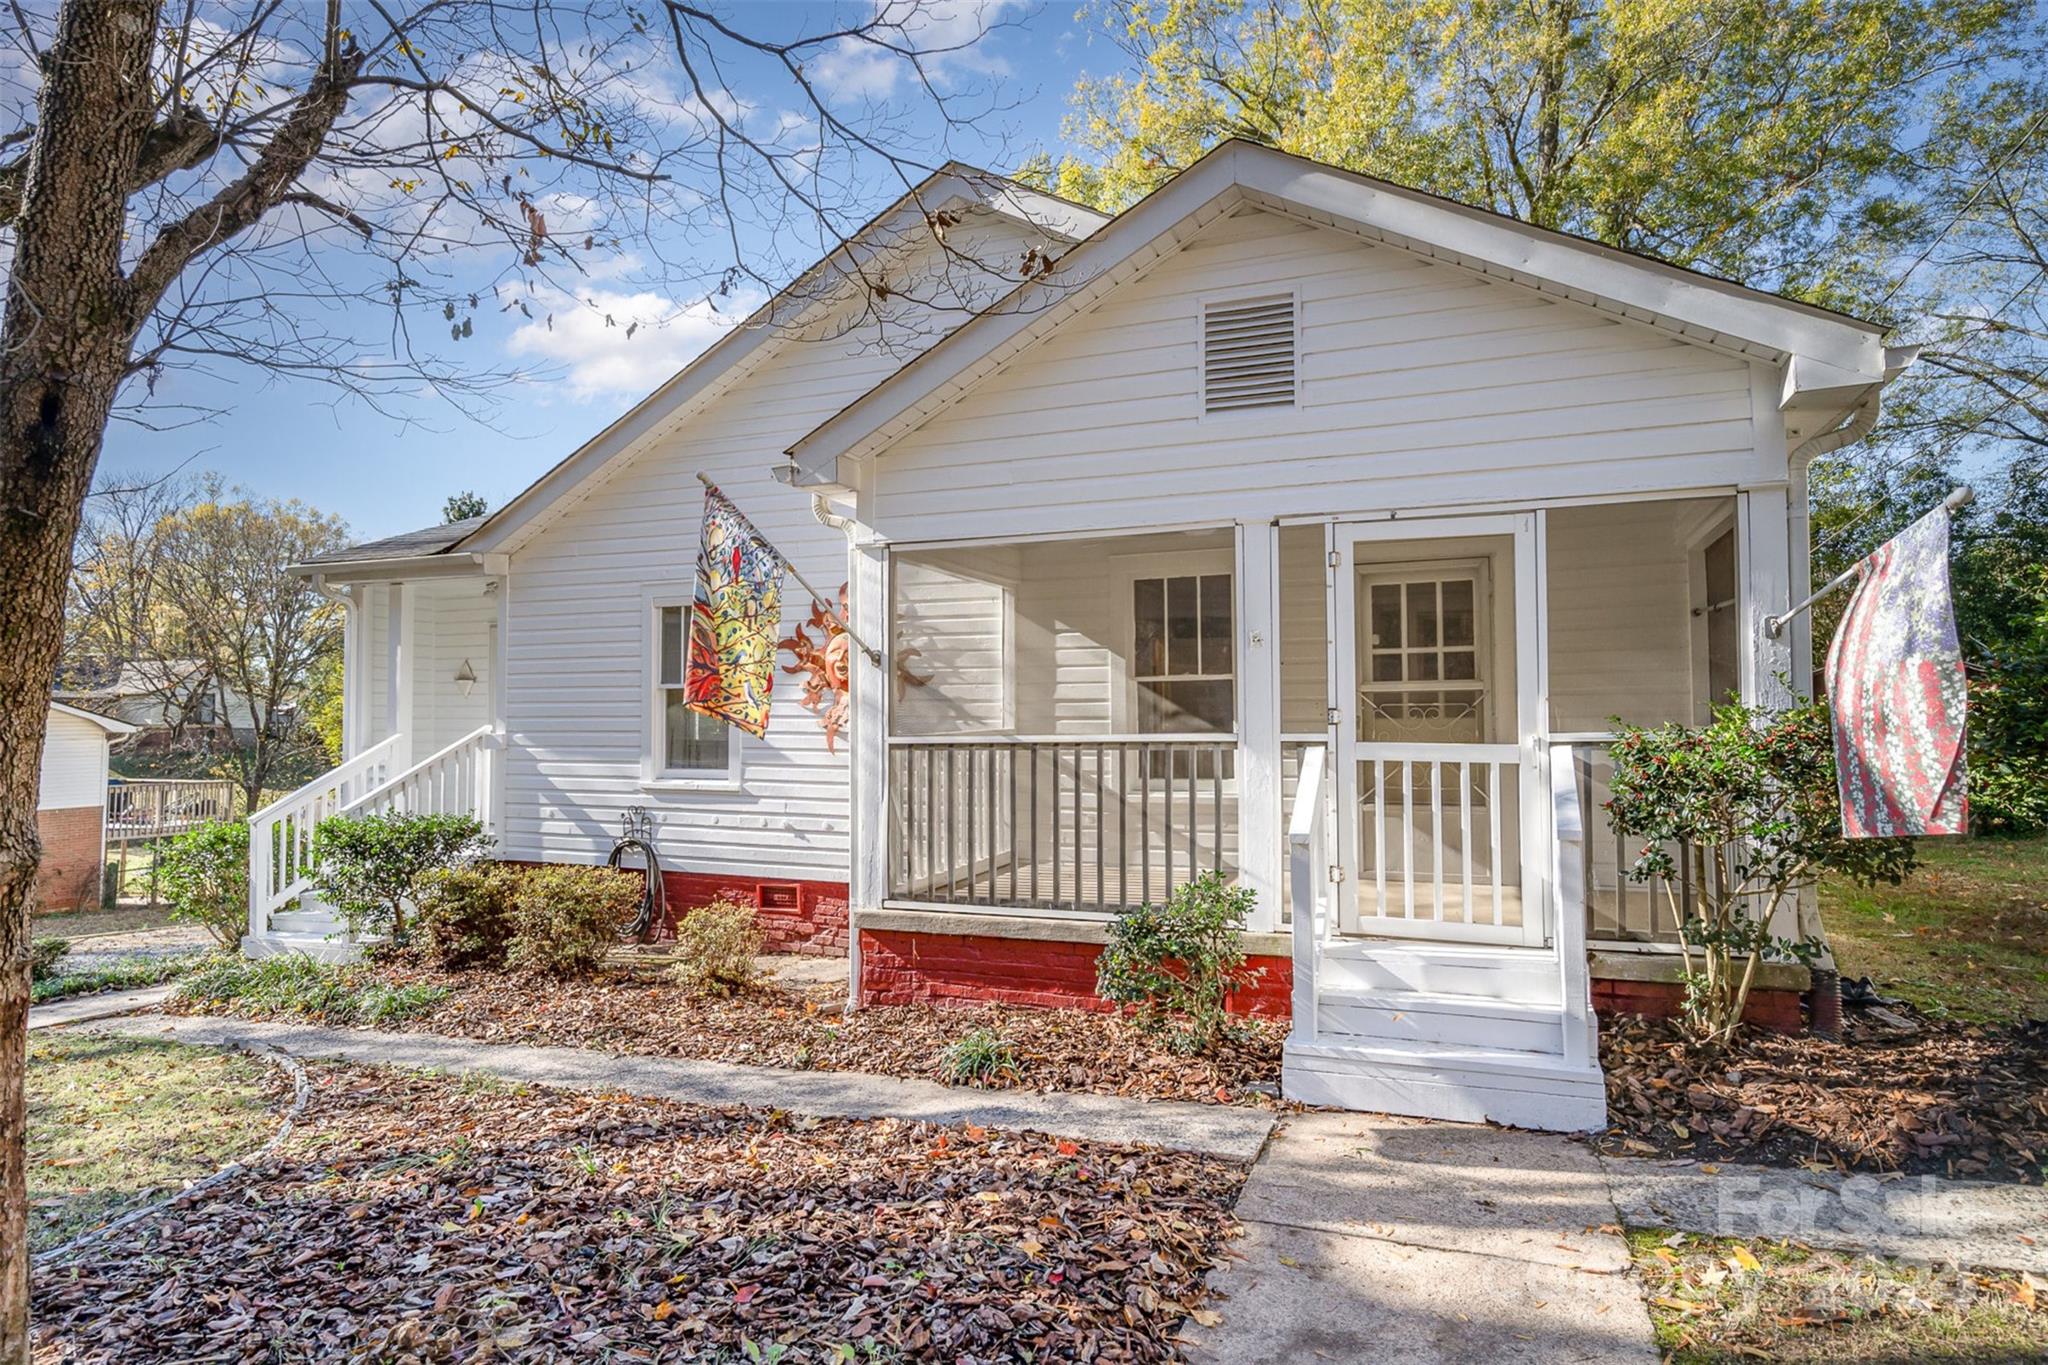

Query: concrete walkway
[28,984,178,1031]
[77,1013,1276,1162]
[1601,1153,2048,1275]
[1183,1113,1655,1364]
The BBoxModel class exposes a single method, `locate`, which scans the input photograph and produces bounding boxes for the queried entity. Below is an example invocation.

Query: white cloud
[504,284,766,401]
[810,0,1021,101]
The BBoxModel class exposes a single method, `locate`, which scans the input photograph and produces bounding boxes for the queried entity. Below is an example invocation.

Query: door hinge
[1327,549,1341,569]
[1327,865,1347,884]
[1326,707,1341,727]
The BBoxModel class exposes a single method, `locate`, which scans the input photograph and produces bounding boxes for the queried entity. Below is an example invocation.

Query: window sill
[640,775,743,794]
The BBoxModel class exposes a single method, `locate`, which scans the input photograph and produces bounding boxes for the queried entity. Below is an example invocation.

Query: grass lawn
[1630,1229,2046,1362]
[26,1032,277,1253]
[1823,834,2048,1024]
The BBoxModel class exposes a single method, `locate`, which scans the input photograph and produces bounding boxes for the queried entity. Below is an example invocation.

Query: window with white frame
[1132,571,1234,733]
[653,602,733,777]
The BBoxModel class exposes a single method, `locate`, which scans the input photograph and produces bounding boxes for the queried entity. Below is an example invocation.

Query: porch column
[1237,519,1282,931]
[847,531,890,998]
[1737,484,1796,710]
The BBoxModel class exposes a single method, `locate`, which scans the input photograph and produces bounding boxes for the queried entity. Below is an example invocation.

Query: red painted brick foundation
[857,927,1293,1018]
[1592,977,1805,1034]
[658,871,849,957]
[34,805,102,914]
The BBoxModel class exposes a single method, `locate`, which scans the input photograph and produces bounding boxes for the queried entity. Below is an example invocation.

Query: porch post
[1237,519,1283,931]
[847,531,890,1004]
[1737,485,1796,710]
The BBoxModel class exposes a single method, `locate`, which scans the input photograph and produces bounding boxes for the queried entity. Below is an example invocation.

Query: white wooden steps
[1282,942,1606,1132]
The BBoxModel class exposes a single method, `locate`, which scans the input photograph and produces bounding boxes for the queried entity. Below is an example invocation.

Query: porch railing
[105,778,236,842]
[886,735,1237,914]
[1568,741,1698,945]
[246,726,495,941]
[1287,745,1328,1044]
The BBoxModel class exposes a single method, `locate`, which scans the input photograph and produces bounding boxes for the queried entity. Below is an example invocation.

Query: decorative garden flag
[1824,504,1968,837]
[685,482,785,737]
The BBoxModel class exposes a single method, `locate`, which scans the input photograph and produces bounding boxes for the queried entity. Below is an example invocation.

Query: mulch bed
[33,1062,1248,1363]
[1595,1009,2048,1183]
[169,962,1289,1109]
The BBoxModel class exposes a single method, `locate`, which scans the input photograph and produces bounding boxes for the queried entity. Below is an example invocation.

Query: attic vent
[1201,294,1297,413]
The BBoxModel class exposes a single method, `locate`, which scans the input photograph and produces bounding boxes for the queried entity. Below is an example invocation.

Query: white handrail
[343,724,497,823]
[245,726,497,943]
[1287,744,1327,1046]
[247,734,403,940]
[1550,744,1595,1067]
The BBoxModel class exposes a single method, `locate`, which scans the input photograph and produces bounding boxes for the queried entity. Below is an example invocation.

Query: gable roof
[416,164,1110,560]
[786,139,1894,480]
[48,699,140,737]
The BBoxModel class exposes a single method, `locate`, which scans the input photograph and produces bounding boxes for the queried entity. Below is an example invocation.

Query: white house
[36,700,137,912]
[264,143,1908,1131]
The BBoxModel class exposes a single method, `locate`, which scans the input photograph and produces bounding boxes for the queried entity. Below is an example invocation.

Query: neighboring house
[261,143,1909,1131]
[36,700,137,912]
[56,658,259,746]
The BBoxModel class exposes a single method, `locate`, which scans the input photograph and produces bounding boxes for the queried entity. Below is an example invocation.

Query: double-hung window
[649,599,736,785]
[1131,569,1234,778]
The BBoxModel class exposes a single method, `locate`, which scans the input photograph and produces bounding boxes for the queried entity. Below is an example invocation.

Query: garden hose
[606,835,665,941]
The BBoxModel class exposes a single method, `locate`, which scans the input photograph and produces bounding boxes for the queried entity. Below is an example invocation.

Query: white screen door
[1330,514,1546,944]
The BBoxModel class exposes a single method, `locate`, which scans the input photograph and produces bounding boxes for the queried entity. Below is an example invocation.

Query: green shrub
[1606,696,1916,1046]
[1968,660,2048,835]
[312,811,490,941]
[1095,871,1261,1054]
[173,953,446,1024]
[29,937,70,982]
[157,819,251,948]
[939,1027,1019,1086]
[505,865,641,977]
[668,896,765,996]
[415,863,521,969]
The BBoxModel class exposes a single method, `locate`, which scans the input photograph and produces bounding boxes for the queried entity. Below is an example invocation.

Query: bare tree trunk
[0,4,160,1357]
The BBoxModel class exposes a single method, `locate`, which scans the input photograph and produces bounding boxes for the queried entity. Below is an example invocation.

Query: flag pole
[694,473,883,666]
[1766,485,1973,638]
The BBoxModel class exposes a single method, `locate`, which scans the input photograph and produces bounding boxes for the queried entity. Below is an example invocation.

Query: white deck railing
[246,726,495,940]
[106,777,236,842]
[1286,744,1328,1046]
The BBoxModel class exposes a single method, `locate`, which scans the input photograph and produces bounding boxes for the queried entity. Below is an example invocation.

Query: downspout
[1779,344,1916,980]
[811,491,866,1012]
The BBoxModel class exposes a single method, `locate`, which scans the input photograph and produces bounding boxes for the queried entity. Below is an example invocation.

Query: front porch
[868,495,1780,1129]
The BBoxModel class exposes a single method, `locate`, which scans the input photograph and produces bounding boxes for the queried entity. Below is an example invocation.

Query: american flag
[1824,503,1968,838]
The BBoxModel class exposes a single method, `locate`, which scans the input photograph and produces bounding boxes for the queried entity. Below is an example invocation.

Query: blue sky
[96,2,1099,541]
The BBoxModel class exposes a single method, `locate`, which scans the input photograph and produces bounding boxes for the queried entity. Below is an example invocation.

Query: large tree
[0,2,1031,1353]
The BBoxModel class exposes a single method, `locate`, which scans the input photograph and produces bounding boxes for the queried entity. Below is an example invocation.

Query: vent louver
[1201,294,1297,413]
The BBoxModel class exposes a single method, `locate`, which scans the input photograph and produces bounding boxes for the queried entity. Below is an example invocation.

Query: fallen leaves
[167,962,1291,1112]
[1596,1012,2048,1184]
[31,1062,1248,1363]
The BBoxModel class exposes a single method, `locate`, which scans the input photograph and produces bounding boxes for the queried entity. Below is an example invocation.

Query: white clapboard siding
[413,579,497,755]
[893,549,1013,735]
[501,218,1053,878]
[1277,525,1327,734]
[868,209,1764,540]
[39,709,110,811]
[1546,499,1721,733]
